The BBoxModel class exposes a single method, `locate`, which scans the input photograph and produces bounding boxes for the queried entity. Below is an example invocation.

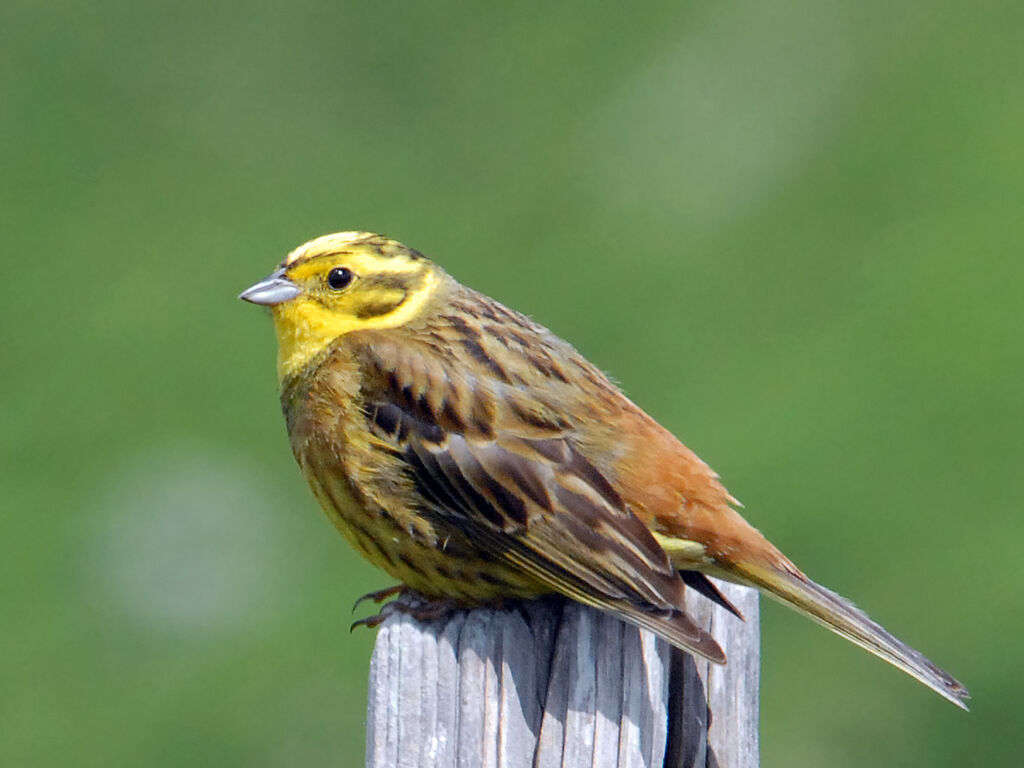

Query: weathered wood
[366,580,759,768]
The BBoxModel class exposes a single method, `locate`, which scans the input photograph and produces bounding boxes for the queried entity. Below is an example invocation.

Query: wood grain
[366,581,759,767]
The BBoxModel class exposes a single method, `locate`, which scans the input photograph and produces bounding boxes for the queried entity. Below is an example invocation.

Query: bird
[240,231,968,709]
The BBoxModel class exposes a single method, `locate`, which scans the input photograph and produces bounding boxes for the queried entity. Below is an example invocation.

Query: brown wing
[352,331,726,662]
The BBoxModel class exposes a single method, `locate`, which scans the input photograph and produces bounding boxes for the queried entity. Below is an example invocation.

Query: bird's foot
[350,591,463,631]
[351,584,409,613]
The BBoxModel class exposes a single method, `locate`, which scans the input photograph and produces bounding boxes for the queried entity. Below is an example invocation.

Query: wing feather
[355,334,725,662]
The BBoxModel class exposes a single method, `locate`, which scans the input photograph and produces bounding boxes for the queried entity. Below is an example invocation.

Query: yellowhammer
[240,231,967,708]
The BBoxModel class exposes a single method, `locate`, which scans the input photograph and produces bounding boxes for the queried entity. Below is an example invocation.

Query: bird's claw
[350,593,463,632]
[351,584,408,613]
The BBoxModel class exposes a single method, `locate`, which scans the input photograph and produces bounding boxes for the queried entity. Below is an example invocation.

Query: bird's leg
[350,591,464,631]
[396,597,464,622]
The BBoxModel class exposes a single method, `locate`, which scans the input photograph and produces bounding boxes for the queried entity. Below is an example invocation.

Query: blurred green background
[2,1,1020,765]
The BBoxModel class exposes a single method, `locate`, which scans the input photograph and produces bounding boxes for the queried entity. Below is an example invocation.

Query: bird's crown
[282,231,428,268]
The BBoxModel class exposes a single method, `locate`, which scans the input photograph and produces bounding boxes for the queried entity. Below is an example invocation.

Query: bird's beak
[238,268,301,306]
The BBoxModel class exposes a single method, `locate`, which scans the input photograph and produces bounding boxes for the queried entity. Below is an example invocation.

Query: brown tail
[718,559,969,709]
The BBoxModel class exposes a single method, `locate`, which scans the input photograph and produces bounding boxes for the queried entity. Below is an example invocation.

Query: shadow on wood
[366,580,758,768]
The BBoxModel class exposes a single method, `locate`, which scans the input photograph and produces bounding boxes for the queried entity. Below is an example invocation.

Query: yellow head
[240,232,442,381]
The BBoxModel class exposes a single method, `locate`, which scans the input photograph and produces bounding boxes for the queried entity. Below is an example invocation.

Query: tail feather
[721,561,970,709]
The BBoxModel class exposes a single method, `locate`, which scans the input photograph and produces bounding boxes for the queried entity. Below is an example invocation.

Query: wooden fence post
[366,580,759,768]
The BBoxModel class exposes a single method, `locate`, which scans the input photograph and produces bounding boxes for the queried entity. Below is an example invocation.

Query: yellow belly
[304,461,545,604]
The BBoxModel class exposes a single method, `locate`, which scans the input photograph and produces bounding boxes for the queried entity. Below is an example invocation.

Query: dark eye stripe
[359,272,420,293]
[355,294,408,319]
[351,271,426,319]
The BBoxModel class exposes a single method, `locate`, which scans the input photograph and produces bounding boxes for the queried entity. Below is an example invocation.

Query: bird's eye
[327,267,354,290]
